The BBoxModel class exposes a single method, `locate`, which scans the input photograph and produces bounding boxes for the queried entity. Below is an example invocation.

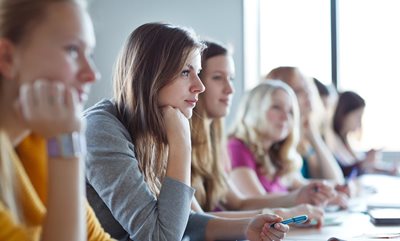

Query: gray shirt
[83,99,212,241]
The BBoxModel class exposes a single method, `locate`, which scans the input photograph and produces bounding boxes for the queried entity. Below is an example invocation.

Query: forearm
[42,156,85,241]
[205,217,249,241]
[166,143,191,186]
[207,210,260,219]
[309,135,344,183]
[236,193,297,210]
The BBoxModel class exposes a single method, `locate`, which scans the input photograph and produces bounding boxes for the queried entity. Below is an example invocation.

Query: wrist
[47,132,84,159]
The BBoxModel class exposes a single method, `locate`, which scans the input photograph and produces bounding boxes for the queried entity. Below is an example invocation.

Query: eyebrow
[186,64,201,72]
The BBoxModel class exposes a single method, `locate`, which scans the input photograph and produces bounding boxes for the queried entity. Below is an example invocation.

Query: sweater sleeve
[84,100,204,241]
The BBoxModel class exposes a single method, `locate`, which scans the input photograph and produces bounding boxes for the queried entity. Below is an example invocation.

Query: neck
[261,138,274,151]
[0,100,30,147]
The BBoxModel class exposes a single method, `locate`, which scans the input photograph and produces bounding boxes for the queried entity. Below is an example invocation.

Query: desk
[286,174,400,241]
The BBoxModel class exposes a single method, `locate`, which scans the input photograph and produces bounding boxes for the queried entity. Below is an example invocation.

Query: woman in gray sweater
[84,22,289,241]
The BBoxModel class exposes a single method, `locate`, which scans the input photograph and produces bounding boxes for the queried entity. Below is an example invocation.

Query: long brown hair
[229,81,302,179]
[113,23,204,195]
[190,41,229,211]
[333,91,365,144]
[0,0,85,224]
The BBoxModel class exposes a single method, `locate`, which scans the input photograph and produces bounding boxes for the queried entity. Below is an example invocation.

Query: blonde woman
[265,67,344,183]
[229,80,306,194]
[0,0,112,240]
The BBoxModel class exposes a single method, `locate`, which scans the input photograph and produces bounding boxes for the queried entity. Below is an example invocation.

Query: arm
[163,106,191,185]
[84,101,194,241]
[306,126,344,183]
[17,82,85,241]
[229,167,267,197]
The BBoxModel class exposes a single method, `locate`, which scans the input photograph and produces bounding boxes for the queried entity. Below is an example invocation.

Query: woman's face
[6,2,97,103]
[263,89,293,142]
[201,54,235,119]
[343,107,364,133]
[158,49,205,118]
[286,71,312,123]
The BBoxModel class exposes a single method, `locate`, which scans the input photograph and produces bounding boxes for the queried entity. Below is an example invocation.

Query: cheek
[266,111,278,122]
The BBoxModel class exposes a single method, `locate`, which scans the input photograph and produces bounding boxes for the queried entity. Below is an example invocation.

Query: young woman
[229,80,315,194]
[0,0,112,240]
[190,40,328,227]
[325,91,394,177]
[265,67,344,183]
[84,23,289,241]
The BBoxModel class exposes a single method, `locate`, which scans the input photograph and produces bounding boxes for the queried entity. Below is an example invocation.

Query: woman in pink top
[228,81,306,195]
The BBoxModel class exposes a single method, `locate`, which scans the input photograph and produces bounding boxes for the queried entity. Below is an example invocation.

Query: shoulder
[227,137,248,150]
[83,99,132,143]
[83,99,120,127]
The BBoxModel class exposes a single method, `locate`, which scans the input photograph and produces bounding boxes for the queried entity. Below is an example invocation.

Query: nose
[79,56,100,84]
[224,78,235,95]
[190,73,205,93]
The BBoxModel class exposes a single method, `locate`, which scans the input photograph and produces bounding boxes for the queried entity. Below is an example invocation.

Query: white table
[285,174,400,241]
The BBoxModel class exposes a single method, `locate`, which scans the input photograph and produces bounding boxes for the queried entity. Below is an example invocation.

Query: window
[260,0,331,85]
[256,0,400,151]
[338,0,400,151]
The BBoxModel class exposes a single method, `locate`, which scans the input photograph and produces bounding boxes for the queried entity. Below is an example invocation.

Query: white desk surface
[285,174,400,241]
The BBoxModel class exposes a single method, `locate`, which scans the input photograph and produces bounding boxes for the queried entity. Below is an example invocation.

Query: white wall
[88,0,245,124]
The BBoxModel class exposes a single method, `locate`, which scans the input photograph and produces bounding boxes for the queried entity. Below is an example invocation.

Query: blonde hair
[189,40,230,211]
[0,131,21,222]
[229,81,302,179]
[190,100,228,211]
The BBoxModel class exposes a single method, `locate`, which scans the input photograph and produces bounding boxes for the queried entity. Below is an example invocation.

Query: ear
[0,38,16,79]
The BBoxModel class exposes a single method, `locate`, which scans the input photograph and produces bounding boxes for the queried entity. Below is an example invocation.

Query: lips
[219,98,231,105]
[185,99,198,106]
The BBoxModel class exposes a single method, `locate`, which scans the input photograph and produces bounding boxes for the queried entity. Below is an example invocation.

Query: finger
[261,214,282,223]
[19,83,37,119]
[34,80,47,111]
[52,82,64,108]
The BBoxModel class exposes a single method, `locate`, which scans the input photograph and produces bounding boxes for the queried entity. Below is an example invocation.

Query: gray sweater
[83,99,212,241]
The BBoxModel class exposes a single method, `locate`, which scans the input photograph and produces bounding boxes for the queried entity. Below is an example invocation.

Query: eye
[229,76,235,82]
[271,105,281,110]
[65,45,79,59]
[181,69,190,77]
[212,75,222,80]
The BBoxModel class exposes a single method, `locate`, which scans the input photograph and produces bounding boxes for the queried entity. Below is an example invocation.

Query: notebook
[368,208,400,225]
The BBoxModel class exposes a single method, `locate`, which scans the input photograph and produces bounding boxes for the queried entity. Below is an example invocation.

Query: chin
[184,110,192,119]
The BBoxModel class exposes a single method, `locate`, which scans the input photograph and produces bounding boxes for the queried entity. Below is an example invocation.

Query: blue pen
[270,215,308,228]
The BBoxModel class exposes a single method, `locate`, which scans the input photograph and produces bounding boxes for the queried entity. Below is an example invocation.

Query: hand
[295,181,336,206]
[335,183,353,197]
[161,106,191,148]
[16,80,82,138]
[276,204,325,229]
[327,192,349,210]
[364,149,381,164]
[246,214,289,241]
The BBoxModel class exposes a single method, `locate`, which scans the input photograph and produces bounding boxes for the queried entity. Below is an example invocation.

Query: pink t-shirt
[227,138,288,193]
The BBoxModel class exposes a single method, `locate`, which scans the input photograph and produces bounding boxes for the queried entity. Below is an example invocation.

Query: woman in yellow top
[0,0,112,240]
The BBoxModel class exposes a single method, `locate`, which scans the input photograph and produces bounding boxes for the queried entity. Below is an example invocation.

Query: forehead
[23,2,95,48]
[204,55,234,71]
[185,49,201,67]
[270,88,291,105]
